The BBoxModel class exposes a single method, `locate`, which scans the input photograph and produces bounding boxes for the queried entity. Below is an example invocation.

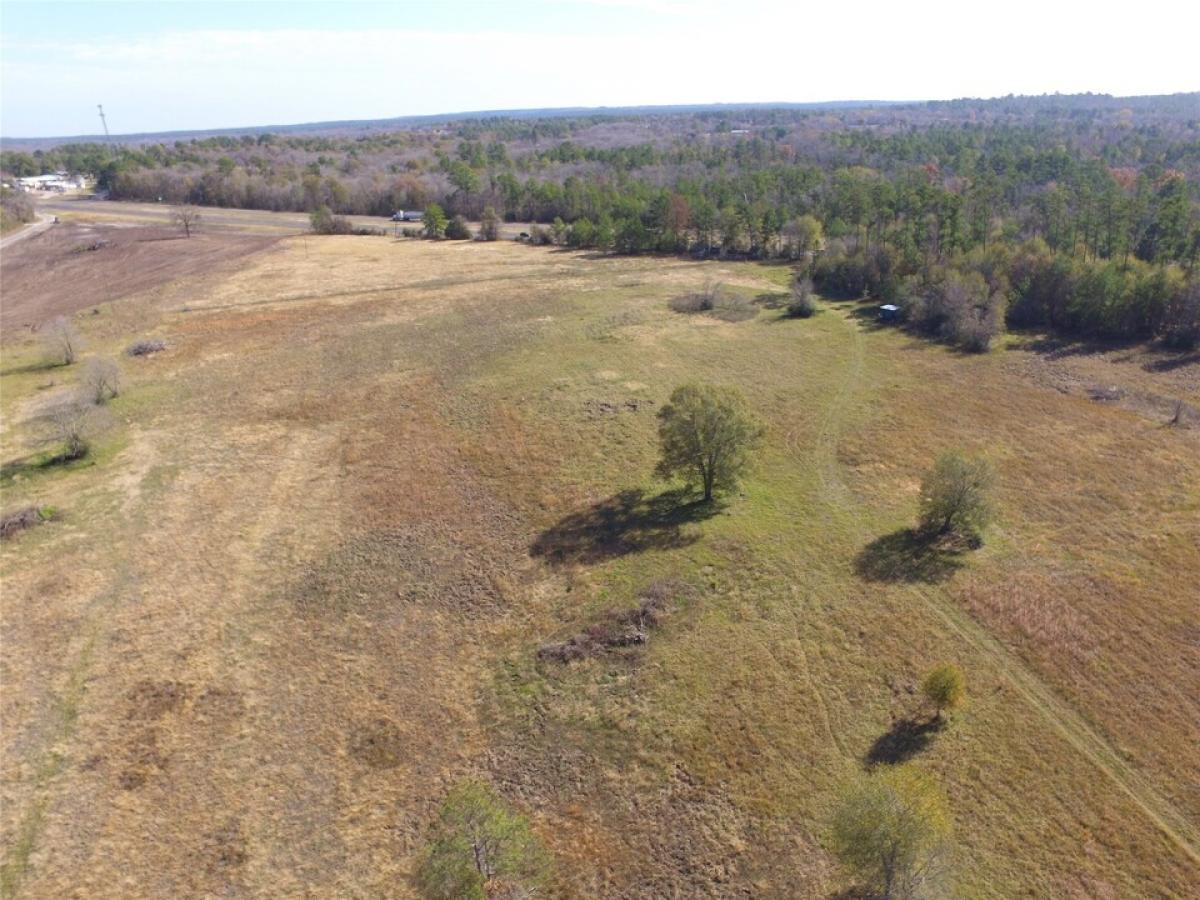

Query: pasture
[1,225,1197,896]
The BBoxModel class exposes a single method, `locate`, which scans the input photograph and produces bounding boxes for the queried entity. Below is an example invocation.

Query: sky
[1,0,1198,138]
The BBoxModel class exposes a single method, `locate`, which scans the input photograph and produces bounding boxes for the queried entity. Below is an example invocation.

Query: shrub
[417,780,549,900]
[922,663,966,720]
[30,395,109,460]
[309,205,352,234]
[670,280,724,313]
[670,282,756,321]
[908,269,1006,352]
[126,339,166,357]
[656,383,763,502]
[831,766,952,899]
[80,358,120,404]
[568,217,595,248]
[787,275,817,317]
[527,224,554,246]
[0,188,35,230]
[1160,277,1200,349]
[40,316,82,366]
[423,203,448,239]
[445,215,473,240]
[917,452,994,542]
[479,206,500,241]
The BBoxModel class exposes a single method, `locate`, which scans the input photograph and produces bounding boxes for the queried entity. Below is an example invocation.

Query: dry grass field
[1,222,1197,897]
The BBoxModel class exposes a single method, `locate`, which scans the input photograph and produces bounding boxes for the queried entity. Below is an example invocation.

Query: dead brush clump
[127,338,167,357]
[669,282,757,322]
[537,579,690,664]
[0,506,54,540]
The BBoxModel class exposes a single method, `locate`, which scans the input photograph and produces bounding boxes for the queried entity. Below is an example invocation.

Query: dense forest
[4,94,1199,347]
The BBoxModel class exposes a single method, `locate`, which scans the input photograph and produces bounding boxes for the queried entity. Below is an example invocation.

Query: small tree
[831,766,952,900]
[418,780,549,900]
[170,205,201,238]
[479,206,500,241]
[424,204,449,239]
[921,663,966,721]
[445,215,473,240]
[917,452,994,541]
[40,316,82,366]
[80,357,120,404]
[656,383,762,502]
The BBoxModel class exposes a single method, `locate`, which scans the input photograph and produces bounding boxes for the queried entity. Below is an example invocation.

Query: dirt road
[34,197,532,239]
[0,213,55,251]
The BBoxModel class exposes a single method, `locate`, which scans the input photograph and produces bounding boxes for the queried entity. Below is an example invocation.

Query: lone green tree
[921,663,966,721]
[423,203,449,239]
[831,766,953,900]
[917,452,994,542]
[656,383,762,502]
[418,780,549,900]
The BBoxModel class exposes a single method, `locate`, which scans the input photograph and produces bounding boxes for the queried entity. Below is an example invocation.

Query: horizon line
[5,91,1197,144]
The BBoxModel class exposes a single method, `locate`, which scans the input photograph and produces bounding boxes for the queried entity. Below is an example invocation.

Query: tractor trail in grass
[814,306,1200,870]
[915,583,1200,868]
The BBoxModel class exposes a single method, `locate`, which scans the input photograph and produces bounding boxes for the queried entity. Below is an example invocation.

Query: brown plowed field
[1,223,278,334]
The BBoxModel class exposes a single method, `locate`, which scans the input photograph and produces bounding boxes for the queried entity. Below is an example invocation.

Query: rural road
[34,197,532,239]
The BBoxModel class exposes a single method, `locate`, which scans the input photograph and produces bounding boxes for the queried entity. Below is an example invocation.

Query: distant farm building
[391,210,424,222]
[878,304,901,322]
[15,172,86,192]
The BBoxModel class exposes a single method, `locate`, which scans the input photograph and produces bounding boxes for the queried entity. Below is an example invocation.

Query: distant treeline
[3,96,1198,346]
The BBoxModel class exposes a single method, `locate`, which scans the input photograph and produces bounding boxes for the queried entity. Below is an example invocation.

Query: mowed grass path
[1,236,1197,897]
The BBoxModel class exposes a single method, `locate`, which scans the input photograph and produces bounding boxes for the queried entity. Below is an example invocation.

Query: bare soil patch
[0,223,278,334]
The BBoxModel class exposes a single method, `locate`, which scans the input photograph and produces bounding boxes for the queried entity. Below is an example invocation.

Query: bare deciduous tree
[81,357,120,404]
[31,395,109,460]
[40,316,82,366]
[171,205,201,238]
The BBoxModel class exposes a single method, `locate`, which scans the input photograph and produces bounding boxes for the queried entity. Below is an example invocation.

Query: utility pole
[95,104,114,193]
[97,104,112,154]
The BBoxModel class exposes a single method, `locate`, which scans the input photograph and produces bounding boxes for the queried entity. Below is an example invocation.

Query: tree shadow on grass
[865,716,944,766]
[0,360,63,377]
[1,447,87,483]
[530,488,721,566]
[854,528,970,584]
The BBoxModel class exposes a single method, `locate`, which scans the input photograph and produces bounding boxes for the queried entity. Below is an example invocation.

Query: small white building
[16,172,85,192]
